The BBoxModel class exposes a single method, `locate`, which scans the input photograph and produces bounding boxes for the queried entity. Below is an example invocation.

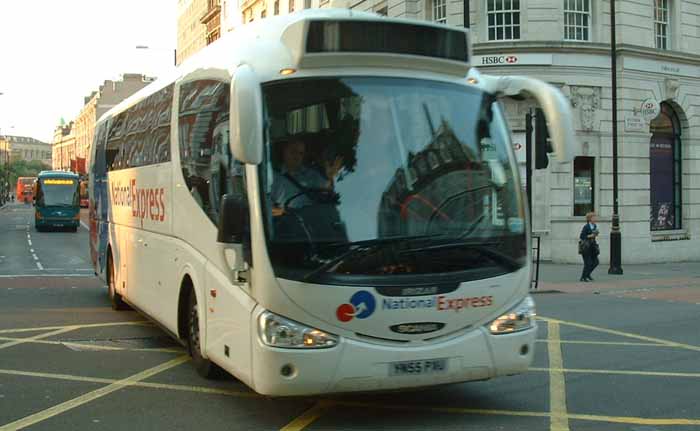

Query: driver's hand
[272,206,285,217]
[324,156,344,182]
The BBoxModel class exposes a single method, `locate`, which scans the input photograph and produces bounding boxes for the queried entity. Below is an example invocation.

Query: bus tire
[107,252,129,311]
[187,292,224,379]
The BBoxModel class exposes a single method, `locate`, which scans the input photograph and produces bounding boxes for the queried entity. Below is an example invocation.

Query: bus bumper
[250,321,536,396]
[35,218,80,229]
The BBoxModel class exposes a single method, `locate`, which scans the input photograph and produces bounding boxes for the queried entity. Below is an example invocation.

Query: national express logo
[336,290,495,323]
[336,291,376,323]
[110,179,166,225]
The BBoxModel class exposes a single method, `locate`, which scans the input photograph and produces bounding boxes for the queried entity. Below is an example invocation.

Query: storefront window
[650,103,681,231]
[573,156,594,216]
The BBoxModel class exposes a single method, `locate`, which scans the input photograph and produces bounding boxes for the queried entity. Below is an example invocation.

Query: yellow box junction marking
[539,316,700,353]
[0,356,189,431]
[0,365,699,428]
[0,327,79,351]
[0,335,183,354]
[0,320,151,335]
[280,401,334,431]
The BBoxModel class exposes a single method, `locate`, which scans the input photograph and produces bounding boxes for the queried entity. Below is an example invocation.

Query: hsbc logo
[480,55,519,65]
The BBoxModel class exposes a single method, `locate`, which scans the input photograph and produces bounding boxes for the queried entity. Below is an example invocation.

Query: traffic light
[535,108,553,169]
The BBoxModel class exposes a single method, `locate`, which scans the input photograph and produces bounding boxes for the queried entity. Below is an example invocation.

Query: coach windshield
[259,77,527,285]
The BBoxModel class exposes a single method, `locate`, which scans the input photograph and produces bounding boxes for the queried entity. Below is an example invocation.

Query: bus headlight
[487,296,536,335]
[258,311,338,349]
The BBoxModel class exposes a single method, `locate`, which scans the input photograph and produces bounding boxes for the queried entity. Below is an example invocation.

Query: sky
[0,0,177,143]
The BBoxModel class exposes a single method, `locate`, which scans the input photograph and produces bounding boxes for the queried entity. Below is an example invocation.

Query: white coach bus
[89,9,575,396]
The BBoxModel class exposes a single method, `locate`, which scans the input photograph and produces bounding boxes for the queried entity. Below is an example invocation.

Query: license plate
[389,358,448,376]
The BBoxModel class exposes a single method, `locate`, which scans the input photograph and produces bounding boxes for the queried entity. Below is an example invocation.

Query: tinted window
[178,80,235,223]
[106,84,173,171]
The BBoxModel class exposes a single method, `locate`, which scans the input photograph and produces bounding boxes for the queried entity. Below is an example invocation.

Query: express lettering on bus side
[130,179,166,223]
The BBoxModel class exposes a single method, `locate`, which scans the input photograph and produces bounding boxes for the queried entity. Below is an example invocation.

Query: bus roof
[37,171,79,179]
[99,9,472,125]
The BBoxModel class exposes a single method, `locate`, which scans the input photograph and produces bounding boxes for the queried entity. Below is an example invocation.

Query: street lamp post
[608,0,623,275]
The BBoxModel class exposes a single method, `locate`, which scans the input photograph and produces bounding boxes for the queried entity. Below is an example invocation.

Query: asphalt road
[1,202,699,430]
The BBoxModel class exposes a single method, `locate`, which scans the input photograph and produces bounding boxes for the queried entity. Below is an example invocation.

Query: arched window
[649,103,681,231]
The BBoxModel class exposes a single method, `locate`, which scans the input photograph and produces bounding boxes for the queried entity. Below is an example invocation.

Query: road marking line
[564,413,700,426]
[0,273,96,278]
[30,248,34,253]
[0,366,696,427]
[531,367,700,379]
[32,254,39,261]
[0,320,151,335]
[36,262,44,271]
[0,356,189,431]
[0,327,80,351]
[325,400,700,426]
[280,401,333,431]
[27,240,32,246]
[535,340,667,347]
[547,321,570,431]
[80,220,89,230]
[0,336,184,354]
[540,316,700,353]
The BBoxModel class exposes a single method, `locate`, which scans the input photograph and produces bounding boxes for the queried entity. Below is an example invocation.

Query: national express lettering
[110,179,165,222]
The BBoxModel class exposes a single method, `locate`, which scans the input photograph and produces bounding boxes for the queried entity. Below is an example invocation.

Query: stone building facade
[52,122,75,171]
[2,136,52,165]
[177,0,700,264]
[177,0,209,65]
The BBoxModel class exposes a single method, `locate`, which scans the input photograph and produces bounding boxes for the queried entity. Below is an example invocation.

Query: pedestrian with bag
[579,212,600,282]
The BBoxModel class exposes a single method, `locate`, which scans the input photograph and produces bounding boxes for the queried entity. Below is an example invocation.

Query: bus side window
[178,79,230,225]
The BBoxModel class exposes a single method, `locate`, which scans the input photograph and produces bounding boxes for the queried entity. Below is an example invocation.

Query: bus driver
[271,138,342,216]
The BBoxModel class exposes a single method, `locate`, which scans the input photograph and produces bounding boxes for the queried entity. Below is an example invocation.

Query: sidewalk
[534,261,700,303]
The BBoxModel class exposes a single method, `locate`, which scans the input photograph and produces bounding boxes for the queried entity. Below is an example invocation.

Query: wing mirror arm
[479,74,578,164]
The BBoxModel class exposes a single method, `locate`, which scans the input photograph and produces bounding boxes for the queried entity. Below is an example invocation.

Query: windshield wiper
[399,240,521,272]
[303,235,435,282]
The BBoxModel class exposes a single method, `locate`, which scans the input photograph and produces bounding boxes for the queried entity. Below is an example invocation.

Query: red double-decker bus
[16,177,37,203]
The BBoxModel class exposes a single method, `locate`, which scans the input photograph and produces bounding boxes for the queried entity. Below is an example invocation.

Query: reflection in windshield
[38,182,79,207]
[260,77,526,283]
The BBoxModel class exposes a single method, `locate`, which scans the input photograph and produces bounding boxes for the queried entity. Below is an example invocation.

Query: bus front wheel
[107,253,128,311]
[187,292,223,379]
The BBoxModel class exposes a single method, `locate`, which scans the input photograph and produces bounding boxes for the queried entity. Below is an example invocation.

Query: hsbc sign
[480,55,519,65]
[474,54,553,67]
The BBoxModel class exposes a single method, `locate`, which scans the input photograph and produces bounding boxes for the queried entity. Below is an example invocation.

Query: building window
[650,103,681,231]
[564,0,590,41]
[377,6,388,15]
[573,157,594,216]
[432,0,447,24]
[261,9,266,18]
[289,0,295,12]
[487,0,520,41]
[274,0,279,14]
[654,0,669,49]
[304,0,311,8]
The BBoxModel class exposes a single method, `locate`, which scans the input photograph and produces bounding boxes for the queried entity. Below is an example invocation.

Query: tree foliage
[2,160,52,189]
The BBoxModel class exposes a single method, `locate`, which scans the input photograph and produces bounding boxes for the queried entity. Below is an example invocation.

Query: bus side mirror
[230,65,263,165]
[217,194,250,245]
[218,193,252,268]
